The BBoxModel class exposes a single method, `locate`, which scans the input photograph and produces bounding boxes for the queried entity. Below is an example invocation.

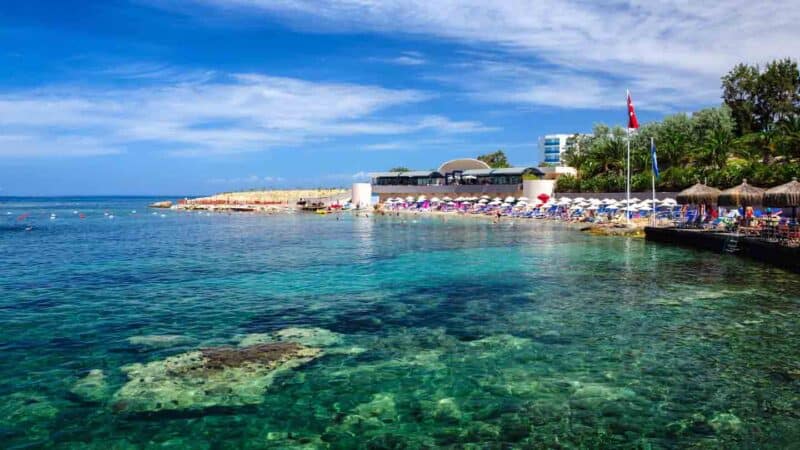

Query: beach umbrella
[405,196,414,202]
[536,193,550,204]
[504,196,516,203]
[622,206,638,212]
[638,206,653,212]
[480,195,490,199]
[676,182,722,205]
[559,196,572,203]
[430,197,441,203]
[573,197,585,203]
[764,177,800,208]
[661,198,677,204]
[478,199,488,204]
[446,201,455,205]
[587,205,599,210]
[518,196,530,202]
[718,179,765,207]
[492,197,502,202]
[443,196,452,201]
[607,205,619,210]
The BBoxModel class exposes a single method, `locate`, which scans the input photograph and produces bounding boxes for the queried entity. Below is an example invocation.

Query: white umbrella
[480,195,490,199]
[569,205,583,210]
[559,197,572,203]
[443,196,452,202]
[661,198,677,205]
[622,206,639,212]
[573,197,585,202]
[639,206,653,211]
[478,199,488,204]
[454,197,464,202]
[587,205,599,210]
[430,197,441,203]
[492,197,502,202]
[446,201,455,205]
[518,196,529,202]
[405,196,414,202]
[504,196,515,203]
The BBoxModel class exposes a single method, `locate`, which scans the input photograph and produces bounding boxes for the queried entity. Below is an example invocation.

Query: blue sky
[1,1,798,195]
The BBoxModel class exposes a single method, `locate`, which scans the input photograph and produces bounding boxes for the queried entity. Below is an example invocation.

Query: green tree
[389,167,410,172]
[722,63,760,135]
[477,150,510,168]
[755,59,800,128]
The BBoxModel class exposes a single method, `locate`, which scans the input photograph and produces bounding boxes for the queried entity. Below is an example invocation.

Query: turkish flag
[627,91,639,129]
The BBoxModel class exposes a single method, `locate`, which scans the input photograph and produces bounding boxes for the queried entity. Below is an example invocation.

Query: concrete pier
[645,227,799,273]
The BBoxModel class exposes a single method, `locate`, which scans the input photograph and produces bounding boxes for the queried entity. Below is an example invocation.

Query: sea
[1,197,799,449]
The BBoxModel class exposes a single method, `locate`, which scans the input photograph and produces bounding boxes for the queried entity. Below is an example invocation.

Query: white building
[538,134,586,165]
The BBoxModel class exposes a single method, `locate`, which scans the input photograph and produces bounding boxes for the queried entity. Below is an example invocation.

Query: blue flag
[651,139,659,178]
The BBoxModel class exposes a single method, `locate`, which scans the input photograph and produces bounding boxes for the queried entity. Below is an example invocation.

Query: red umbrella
[537,193,550,203]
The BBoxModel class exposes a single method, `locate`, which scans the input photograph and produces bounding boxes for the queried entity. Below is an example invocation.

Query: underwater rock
[238,327,344,348]
[570,382,636,402]
[354,393,397,422]
[127,334,193,348]
[70,369,109,403]
[0,392,59,440]
[433,398,463,424]
[273,327,344,347]
[112,342,321,412]
[709,412,742,433]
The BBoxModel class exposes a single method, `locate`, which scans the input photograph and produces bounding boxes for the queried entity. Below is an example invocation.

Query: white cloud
[376,51,426,66]
[189,0,800,110]
[0,72,491,157]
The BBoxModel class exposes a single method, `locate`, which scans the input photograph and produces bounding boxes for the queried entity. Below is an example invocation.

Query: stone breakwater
[181,189,348,208]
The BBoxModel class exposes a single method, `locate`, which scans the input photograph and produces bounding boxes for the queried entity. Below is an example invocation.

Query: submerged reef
[70,369,110,403]
[113,342,321,413]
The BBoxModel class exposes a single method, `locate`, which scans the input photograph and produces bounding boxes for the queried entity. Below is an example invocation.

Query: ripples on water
[1,197,799,449]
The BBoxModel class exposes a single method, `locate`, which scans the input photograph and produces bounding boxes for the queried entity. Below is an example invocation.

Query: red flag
[627,90,639,129]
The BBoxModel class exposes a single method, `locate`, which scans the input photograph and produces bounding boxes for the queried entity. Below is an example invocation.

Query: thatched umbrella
[764,177,800,217]
[718,179,765,207]
[676,182,722,205]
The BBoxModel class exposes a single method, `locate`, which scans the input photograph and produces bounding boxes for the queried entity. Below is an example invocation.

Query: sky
[1,1,799,195]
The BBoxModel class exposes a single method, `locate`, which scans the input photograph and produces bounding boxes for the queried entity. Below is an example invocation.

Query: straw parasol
[676,182,722,205]
[764,178,800,207]
[764,177,800,217]
[718,179,765,207]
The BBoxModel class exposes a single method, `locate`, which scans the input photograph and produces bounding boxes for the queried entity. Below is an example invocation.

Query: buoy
[79,213,86,219]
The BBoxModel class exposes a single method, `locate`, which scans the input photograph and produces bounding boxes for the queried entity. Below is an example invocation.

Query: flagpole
[651,137,656,226]
[626,127,631,225]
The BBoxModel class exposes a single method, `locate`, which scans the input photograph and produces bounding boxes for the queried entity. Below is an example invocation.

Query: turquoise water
[1,197,799,449]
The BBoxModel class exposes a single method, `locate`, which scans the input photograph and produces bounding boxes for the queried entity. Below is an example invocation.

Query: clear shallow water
[1,197,799,449]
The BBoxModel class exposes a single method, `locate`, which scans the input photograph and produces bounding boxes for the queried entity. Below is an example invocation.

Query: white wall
[351,183,373,209]
[523,180,555,200]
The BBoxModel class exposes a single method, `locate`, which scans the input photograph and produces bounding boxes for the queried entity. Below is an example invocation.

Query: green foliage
[389,167,410,172]
[555,58,800,193]
[477,150,511,168]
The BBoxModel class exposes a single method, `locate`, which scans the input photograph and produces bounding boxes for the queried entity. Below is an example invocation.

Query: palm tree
[778,115,800,161]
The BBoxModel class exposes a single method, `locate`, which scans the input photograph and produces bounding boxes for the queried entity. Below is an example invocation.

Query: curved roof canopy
[438,158,490,174]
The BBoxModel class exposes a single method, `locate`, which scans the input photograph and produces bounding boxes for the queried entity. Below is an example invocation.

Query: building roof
[371,170,442,178]
[403,170,442,177]
[462,168,494,176]
[438,158,490,173]
[462,167,542,176]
